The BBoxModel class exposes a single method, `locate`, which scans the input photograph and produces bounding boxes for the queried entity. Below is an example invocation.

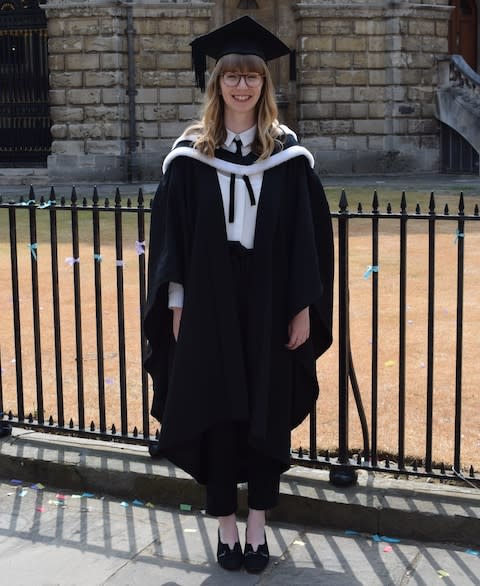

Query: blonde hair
[184,54,283,160]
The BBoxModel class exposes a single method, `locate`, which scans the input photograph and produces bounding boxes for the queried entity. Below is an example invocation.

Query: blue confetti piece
[10,479,22,485]
[466,549,479,556]
[372,534,382,542]
[132,499,144,506]
[19,489,28,497]
[379,536,401,543]
[344,530,361,536]
[82,492,95,498]
[121,501,129,508]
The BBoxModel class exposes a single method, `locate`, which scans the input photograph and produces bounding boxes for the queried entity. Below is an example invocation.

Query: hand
[172,307,183,341]
[286,307,310,351]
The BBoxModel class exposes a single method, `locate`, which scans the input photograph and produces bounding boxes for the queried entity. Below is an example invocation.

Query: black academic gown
[144,133,334,485]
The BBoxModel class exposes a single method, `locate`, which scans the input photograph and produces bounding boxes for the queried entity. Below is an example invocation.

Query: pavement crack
[399,549,423,585]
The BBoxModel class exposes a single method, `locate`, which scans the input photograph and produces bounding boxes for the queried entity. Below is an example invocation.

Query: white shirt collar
[224,125,256,148]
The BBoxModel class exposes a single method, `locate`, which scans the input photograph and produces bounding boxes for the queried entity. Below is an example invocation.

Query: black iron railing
[0,187,479,486]
[0,1,51,166]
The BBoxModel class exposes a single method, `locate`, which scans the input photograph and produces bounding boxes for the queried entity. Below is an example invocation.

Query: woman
[144,16,334,573]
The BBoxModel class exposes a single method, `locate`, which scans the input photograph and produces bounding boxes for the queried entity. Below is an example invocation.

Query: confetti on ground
[344,530,361,536]
[179,504,192,511]
[384,360,396,367]
[132,499,144,506]
[466,549,479,556]
[82,492,95,498]
[383,545,393,553]
[31,483,45,490]
[184,528,197,533]
[121,501,129,508]
[18,489,28,497]
[293,540,306,546]
[10,479,22,485]
[36,507,46,513]
[48,499,66,507]
[379,536,401,543]
[55,494,66,500]
[146,502,155,509]
[437,570,449,578]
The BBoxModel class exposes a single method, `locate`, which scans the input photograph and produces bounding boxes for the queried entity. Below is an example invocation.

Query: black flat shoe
[244,532,269,573]
[217,530,243,571]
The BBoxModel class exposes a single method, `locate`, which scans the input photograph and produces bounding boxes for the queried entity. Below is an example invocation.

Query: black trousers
[205,242,281,517]
[205,420,281,517]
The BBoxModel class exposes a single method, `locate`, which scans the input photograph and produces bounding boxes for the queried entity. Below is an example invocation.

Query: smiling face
[217,54,266,129]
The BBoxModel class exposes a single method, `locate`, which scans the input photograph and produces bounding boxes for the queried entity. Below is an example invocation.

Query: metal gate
[0,0,50,166]
[441,122,480,174]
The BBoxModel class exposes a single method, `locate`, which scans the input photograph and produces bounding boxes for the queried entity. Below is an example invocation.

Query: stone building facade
[42,0,458,181]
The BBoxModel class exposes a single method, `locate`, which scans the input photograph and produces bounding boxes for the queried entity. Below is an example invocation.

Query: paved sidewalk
[1,477,480,586]
[0,429,480,584]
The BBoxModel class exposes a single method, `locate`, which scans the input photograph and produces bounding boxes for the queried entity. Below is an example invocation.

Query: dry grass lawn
[0,185,479,472]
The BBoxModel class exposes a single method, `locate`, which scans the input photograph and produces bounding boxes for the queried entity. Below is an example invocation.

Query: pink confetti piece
[55,494,66,500]
[383,545,393,552]
[36,506,46,513]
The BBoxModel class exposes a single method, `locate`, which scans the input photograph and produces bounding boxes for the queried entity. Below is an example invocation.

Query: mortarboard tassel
[192,46,207,92]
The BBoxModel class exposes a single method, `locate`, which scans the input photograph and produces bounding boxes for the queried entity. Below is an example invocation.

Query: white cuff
[168,282,184,308]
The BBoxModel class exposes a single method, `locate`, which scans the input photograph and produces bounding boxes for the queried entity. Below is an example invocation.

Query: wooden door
[449,0,478,70]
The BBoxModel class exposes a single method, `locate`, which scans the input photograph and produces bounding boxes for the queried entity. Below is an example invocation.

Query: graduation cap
[190,15,294,91]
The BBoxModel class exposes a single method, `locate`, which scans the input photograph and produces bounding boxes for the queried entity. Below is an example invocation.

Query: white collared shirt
[169,125,264,308]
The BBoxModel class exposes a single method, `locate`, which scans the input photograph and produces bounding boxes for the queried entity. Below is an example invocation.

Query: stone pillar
[295,1,453,174]
[45,0,212,182]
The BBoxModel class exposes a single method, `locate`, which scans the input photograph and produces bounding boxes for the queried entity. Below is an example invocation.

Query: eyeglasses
[222,72,264,88]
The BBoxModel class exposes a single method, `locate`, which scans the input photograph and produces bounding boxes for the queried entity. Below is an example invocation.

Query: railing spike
[339,189,348,212]
[69,418,74,429]
[60,195,66,206]
[386,202,392,214]
[357,453,362,465]
[115,187,121,207]
[458,191,464,214]
[155,429,160,439]
[444,203,449,215]
[127,197,132,208]
[298,446,303,458]
[385,457,390,468]
[138,188,144,207]
[428,191,435,213]
[50,186,56,202]
[415,203,421,214]
[105,197,110,208]
[412,460,418,471]
[111,423,116,435]
[8,411,13,420]
[28,413,33,423]
[440,462,446,474]
[82,197,88,207]
[474,203,479,216]
[49,416,54,426]
[90,421,95,431]
[357,202,363,213]
[325,449,330,462]
[133,426,138,437]
[372,190,379,212]
[400,191,407,212]
[71,186,77,204]
[93,186,99,205]
[29,185,35,201]
[469,465,475,478]
[40,195,45,206]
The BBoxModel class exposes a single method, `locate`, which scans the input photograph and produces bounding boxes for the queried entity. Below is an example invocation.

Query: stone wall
[295,1,453,173]
[44,0,455,180]
[46,0,211,181]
